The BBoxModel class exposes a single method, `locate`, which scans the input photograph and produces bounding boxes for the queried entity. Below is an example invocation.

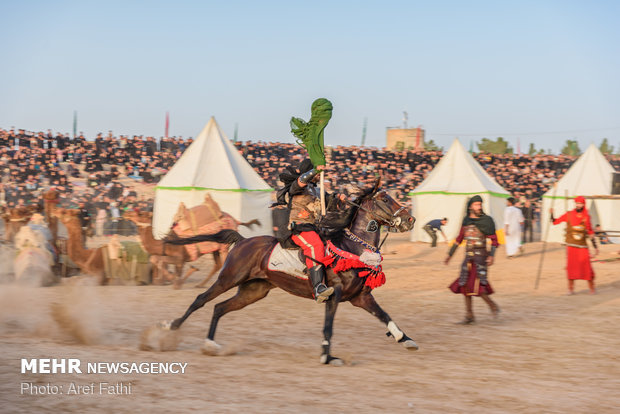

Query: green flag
[290,98,332,168]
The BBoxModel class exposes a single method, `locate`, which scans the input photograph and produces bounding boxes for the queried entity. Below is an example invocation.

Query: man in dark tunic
[444,195,500,324]
[520,197,535,244]
[423,217,448,247]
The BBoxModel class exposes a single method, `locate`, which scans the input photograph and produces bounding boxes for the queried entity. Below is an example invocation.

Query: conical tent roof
[541,144,616,243]
[157,117,271,191]
[153,117,273,238]
[412,138,509,196]
[409,139,510,242]
[542,144,614,199]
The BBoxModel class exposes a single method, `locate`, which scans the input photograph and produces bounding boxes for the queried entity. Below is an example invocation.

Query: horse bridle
[343,192,409,251]
[347,192,407,229]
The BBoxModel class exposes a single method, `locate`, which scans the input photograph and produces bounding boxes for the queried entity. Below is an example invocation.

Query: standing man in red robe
[444,195,500,324]
[550,196,598,295]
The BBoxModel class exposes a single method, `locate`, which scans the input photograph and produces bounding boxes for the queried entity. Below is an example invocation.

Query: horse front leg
[320,286,344,366]
[350,292,419,350]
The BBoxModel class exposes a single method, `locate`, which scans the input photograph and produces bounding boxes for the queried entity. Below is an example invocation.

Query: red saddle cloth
[322,241,386,289]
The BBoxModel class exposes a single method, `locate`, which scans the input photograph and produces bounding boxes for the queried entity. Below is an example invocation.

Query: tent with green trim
[153,117,273,239]
[409,138,510,242]
[541,144,617,243]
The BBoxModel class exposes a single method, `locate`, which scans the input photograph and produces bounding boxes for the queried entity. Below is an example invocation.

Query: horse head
[357,177,415,232]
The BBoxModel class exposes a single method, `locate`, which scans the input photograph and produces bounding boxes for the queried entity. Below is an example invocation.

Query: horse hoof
[401,339,419,350]
[201,339,221,356]
[320,354,344,366]
[158,320,172,331]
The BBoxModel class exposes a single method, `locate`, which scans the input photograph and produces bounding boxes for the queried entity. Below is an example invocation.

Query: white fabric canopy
[153,117,273,239]
[410,139,510,242]
[541,144,617,243]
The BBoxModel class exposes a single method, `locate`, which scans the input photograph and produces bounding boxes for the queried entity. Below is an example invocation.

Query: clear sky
[1,0,619,153]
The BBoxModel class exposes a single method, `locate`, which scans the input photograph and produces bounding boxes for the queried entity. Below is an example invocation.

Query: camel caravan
[1,190,257,288]
[1,118,268,288]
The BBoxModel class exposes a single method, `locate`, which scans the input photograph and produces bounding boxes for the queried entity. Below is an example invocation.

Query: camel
[42,188,60,244]
[123,210,198,288]
[55,208,107,284]
[124,209,260,289]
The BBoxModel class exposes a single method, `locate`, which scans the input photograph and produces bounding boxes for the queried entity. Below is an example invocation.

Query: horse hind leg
[168,279,230,331]
[203,279,273,354]
[349,293,419,351]
[168,258,251,331]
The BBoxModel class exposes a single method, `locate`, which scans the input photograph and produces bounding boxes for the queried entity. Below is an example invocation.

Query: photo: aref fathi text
[20,381,133,396]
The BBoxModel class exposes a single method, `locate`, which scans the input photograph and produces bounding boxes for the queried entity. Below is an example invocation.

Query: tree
[561,140,582,156]
[528,143,536,156]
[599,138,614,155]
[424,139,442,151]
[476,137,513,154]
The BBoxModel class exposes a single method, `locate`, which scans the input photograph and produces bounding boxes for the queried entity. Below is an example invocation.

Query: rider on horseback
[287,160,335,303]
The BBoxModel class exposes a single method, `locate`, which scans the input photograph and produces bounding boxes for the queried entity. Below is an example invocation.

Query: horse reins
[343,194,406,253]
[345,196,406,228]
[343,226,391,253]
[343,228,380,253]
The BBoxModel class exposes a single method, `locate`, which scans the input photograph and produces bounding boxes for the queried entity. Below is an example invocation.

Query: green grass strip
[156,186,273,192]
[408,190,510,198]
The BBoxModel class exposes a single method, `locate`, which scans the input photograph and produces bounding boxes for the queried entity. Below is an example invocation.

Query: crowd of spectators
[237,140,620,203]
[237,141,442,201]
[0,127,193,234]
[1,126,619,235]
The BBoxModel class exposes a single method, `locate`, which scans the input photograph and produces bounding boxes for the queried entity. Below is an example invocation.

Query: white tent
[410,139,510,242]
[541,144,617,243]
[153,117,273,239]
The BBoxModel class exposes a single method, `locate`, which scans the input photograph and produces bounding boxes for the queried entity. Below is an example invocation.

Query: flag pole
[320,170,326,215]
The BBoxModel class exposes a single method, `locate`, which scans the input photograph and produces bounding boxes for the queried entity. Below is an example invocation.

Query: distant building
[386,127,425,150]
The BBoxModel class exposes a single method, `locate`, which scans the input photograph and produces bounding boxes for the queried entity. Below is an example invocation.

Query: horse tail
[238,219,261,229]
[165,229,245,246]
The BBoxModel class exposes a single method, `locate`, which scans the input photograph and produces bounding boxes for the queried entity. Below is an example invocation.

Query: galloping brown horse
[164,180,417,365]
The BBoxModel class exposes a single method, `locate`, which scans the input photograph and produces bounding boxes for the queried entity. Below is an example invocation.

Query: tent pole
[535,181,558,289]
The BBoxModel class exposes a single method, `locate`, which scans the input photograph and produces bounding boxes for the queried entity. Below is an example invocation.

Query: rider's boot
[309,265,334,303]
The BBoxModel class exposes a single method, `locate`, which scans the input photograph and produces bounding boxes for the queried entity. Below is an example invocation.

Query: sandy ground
[1,233,619,414]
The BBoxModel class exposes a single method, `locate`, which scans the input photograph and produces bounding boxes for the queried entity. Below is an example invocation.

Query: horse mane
[320,177,382,242]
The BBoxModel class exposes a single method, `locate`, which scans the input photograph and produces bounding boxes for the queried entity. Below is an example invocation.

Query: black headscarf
[462,195,496,235]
